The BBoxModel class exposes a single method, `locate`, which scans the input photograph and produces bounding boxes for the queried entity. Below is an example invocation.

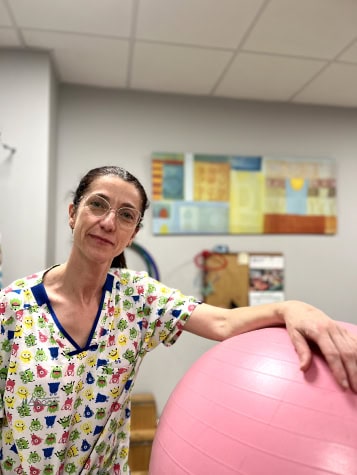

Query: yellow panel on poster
[229,171,265,233]
[194,161,230,202]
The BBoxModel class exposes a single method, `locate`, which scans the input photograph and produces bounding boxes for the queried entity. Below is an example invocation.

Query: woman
[0,165,356,474]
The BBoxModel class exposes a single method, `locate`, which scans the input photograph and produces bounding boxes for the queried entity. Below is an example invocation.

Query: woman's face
[69,175,142,266]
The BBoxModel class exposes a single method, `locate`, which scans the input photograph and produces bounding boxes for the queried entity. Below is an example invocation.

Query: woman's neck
[44,259,109,305]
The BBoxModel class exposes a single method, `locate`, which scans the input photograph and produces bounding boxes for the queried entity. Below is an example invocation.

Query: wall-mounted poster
[249,254,284,306]
[151,152,337,235]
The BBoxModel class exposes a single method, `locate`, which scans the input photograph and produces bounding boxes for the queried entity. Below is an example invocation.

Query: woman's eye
[90,199,107,210]
[121,210,135,221]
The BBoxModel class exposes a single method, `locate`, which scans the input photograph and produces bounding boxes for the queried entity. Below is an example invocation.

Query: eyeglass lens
[85,194,141,226]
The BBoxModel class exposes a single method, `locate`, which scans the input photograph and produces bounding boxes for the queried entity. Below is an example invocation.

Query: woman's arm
[184,300,357,392]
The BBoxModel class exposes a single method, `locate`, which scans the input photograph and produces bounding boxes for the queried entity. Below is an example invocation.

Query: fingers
[283,302,357,392]
[287,321,357,392]
[286,327,312,371]
[309,324,357,391]
[328,327,357,392]
[317,332,350,390]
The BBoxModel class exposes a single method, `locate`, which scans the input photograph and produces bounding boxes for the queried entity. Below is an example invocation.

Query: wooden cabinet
[129,393,157,475]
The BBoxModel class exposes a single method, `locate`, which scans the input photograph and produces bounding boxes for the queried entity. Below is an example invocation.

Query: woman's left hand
[282,300,357,392]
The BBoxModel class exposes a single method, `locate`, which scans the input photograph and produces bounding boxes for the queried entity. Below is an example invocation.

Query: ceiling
[1,0,357,108]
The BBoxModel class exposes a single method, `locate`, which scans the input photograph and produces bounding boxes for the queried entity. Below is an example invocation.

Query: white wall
[2,50,357,414]
[55,86,357,413]
[0,50,56,284]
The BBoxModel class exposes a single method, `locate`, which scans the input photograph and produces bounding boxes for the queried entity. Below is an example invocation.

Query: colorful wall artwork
[151,152,337,235]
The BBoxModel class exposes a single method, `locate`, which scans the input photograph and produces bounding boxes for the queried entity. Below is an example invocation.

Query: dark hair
[73,166,150,268]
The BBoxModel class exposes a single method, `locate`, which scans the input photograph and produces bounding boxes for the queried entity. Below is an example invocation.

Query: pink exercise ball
[149,324,357,475]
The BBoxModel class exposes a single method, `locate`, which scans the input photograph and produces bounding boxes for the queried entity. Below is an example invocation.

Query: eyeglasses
[84,194,142,228]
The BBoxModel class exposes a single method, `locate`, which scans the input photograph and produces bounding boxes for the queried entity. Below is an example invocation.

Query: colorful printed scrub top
[0,267,199,475]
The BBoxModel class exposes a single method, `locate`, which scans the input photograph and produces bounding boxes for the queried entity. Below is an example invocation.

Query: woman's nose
[100,209,117,228]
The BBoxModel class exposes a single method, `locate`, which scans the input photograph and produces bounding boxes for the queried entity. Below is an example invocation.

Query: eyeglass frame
[82,193,142,228]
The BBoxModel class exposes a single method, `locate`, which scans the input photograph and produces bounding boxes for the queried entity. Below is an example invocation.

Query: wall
[55,86,357,413]
[0,50,56,284]
[1,49,357,414]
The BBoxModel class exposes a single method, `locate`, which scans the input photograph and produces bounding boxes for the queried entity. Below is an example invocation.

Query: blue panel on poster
[162,163,184,200]
[231,156,262,171]
[285,179,308,215]
[153,201,229,234]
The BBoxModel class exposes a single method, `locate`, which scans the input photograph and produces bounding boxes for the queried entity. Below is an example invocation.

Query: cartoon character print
[0,268,198,474]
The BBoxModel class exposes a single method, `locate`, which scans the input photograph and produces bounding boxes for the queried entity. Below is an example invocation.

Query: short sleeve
[112,270,200,351]
[155,287,200,347]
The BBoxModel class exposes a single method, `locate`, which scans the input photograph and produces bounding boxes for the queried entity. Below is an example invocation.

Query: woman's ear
[69,203,76,230]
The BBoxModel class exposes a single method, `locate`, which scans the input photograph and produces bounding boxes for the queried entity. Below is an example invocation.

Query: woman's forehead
[88,175,141,203]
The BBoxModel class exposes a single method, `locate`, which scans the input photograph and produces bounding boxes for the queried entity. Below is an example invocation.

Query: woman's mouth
[89,234,114,246]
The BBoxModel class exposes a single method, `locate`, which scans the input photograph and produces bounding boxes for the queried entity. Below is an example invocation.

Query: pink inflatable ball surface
[149,323,357,475]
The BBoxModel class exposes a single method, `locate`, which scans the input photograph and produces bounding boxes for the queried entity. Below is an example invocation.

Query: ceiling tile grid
[215,52,326,102]
[136,0,266,49]
[132,41,234,95]
[1,0,357,108]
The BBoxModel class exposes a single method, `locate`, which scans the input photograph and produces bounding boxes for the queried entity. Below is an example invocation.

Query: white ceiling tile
[23,30,129,88]
[9,0,133,37]
[243,0,357,59]
[136,0,266,49]
[0,0,12,26]
[2,0,357,107]
[131,42,232,95]
[339,41,357,64]
[215,52,326,102]
[293,63,357,108]
[0,28,21,46]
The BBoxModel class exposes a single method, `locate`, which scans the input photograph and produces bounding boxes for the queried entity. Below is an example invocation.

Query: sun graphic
[290,177,304,191]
